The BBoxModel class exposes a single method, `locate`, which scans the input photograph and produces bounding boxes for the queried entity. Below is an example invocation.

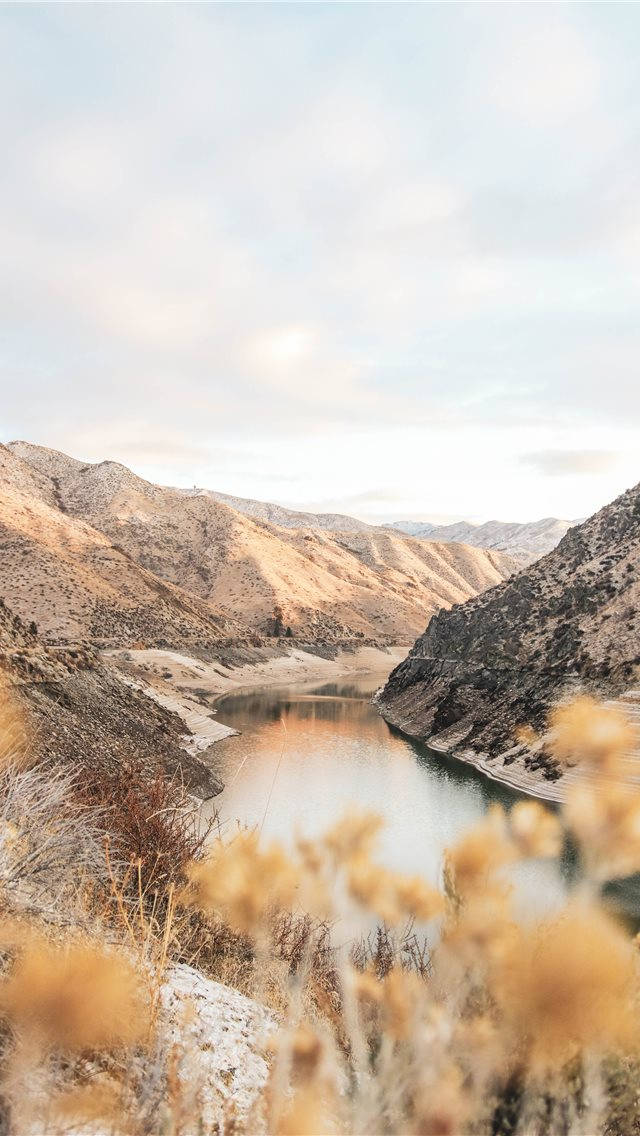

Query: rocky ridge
[4,442,515,648]
[377,481,640,797]
[192,487,376,532]
[387,517,576,566]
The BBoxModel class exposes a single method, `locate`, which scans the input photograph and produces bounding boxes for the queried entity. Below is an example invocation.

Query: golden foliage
[1,691,640,1134]
[323,809,383,863]
[494,905,639,1070]
[444,806,514,897]
[565,778,640,879]
[508,800,562,859]
[182,830,299,935]
[550,695,637,770]
[0,938,149,1053]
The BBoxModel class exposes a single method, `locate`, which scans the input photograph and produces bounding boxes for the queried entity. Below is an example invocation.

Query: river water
[202,671,608,924]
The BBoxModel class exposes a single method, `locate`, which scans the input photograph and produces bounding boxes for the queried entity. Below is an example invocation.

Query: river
[201,670,618,925]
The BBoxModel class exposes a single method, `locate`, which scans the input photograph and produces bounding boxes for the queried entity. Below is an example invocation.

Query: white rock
[161,963,276,1135]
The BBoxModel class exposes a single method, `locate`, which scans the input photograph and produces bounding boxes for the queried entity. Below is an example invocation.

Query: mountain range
[387,517,576,566]
[0,442,515,649]
[181,488,573,566]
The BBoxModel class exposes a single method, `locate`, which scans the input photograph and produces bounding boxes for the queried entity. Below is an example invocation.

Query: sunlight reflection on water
[201,673,587,927]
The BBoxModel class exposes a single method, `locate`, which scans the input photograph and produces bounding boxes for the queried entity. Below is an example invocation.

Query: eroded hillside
[378,481,640,792]
[0,597,222,795]
[6,441,516,646]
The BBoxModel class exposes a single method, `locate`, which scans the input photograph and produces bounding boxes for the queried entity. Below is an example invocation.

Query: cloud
[0,4,639,522]
[489,17,600,124]
[521,450,619,477]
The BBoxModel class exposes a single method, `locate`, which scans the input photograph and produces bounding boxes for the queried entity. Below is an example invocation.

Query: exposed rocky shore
[377,481,640,799]
[0,599,223,797]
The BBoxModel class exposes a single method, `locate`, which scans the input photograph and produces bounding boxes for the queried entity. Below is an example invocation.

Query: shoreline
[377,685,640,806]
[375,700,565,803]
[107,644,406,778]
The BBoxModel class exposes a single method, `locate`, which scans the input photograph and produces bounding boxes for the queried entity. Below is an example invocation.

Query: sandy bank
[107,644,405,767]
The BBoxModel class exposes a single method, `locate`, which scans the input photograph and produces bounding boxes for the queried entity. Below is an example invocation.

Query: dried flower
[493,905,639,1069]
[276,1084,337,1135]
[182,830,299,935]
[412,1066,470,1136]
[549,696,637,769]
[564,779,640,880]
[509,801,562,859]
[347,858,403,924]
[323,810,383,864]
[50,1082,123,1128]
[382,967,423,1041]
[444,806,514,898]
[0,939,149,1052]
[347,858,444,925]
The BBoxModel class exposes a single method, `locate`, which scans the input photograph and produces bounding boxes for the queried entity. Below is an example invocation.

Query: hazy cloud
[522,450,619,477]
[1,4,639,520]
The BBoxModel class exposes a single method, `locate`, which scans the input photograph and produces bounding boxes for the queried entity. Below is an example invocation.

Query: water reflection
[203,675,636,925]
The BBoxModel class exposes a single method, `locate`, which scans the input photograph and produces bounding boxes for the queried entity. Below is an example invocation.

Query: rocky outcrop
[0,599,223,797]
[160,964,276,1135]
[377,482,640,796]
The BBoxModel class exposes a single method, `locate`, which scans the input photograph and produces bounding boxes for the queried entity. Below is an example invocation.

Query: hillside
[191,488,375,532]
[387,517,575,566]
[6,442,516,646]
[377,481,640,795]
[0,445,240,648]
[0,597,222,796]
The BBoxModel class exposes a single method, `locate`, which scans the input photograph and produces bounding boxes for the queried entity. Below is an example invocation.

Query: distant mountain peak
[387,516,576,565]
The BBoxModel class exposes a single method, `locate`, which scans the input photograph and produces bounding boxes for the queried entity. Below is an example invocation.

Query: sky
[1,3,639,525]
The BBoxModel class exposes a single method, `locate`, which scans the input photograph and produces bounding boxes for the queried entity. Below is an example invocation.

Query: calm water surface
[203,672,597,923]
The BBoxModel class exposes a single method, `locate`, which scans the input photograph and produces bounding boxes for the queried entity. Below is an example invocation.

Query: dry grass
[76,760,213,912]
[2,673,640,1133]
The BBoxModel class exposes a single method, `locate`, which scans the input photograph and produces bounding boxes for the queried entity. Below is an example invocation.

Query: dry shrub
[0,762,107,923]
[0,936,149,1053]
[3,691,640,1134]
[77,760,211,911]
[351,921,432,981]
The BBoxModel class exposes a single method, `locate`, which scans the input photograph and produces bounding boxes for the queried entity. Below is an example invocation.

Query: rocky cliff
[377,482,640,794]
[0,598,222,797]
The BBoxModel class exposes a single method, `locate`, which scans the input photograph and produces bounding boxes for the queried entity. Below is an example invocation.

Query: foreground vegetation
[0,673,639,1134]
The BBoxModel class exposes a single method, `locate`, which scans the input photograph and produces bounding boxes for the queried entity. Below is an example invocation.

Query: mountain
[387,517,575,566]
[377,482,640,796]
[0,445,240,648]
[4,442,515,647]
[192,489,375,532]
[0,596,222,796]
